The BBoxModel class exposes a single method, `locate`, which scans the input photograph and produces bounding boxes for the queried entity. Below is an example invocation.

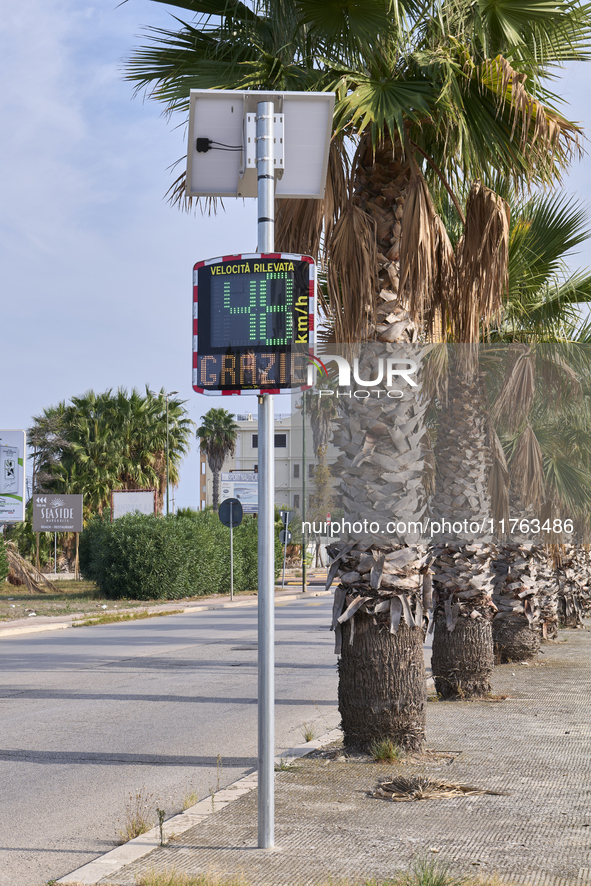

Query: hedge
[79,511,281,600]
[0,539,8,585]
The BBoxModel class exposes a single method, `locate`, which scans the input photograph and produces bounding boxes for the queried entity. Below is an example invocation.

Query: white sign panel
[221,472,258,514]
[0,430,26,522]
[112,490,156,520]
[186,90,335,199]
[33,494,83,532]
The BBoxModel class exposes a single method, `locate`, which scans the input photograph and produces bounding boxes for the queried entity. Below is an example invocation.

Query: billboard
[221,472,258,514]
[0,430,26,522]
[112,490,156,519]
[33,494,83,532]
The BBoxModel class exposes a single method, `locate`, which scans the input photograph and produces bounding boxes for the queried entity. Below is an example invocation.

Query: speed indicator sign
[192,252,315,395]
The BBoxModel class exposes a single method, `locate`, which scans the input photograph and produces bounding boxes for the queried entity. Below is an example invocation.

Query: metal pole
[230,501,234,603]
[302,391,307,593]
[257,99,275,850]
[282,535,287,589]
[54,532,57,574]
[166,395,170,517]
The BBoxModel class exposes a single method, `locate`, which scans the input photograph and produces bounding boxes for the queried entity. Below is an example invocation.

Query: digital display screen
[193,255,313,393]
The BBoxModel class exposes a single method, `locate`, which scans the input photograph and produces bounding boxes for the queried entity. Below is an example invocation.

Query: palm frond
[510,422,545,510]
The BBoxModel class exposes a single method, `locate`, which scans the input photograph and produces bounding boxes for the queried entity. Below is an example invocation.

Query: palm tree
[196,408,238,509]
[29,389,193,517]
[429,193,591,687]
[123,0,591,749]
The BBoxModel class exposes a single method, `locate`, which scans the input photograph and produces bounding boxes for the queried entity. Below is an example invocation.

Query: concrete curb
[0,622,72,638]
[55,727,343,885]
[0,588,332,640]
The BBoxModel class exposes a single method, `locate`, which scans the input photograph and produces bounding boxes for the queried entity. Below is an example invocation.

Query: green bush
[79,511,281,600]
[0,538,8,585]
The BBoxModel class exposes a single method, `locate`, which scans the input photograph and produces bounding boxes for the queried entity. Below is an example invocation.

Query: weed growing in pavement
[216,753,222,791]
[274,757,300,772]
[302,722,316,742]
[385,857,468,886]
[182,791,199,810]
[116,788,153,844]
[156,807,166,846]
[135,871,249,885]
[131,858,509,886]
[369,737,404,764]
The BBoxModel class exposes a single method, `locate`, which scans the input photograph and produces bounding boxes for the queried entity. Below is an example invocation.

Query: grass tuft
[182,791,199,810]
[116,789,153,844]
[302,722,316,743]
[137,872,249,886]
[369,738,404,764]
[275,757,300,772]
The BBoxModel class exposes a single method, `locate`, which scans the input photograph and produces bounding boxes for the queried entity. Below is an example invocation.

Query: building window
[201,463,205,475]
[251,434,287,449]
[308,463,315,478]
[293,464,300,478]
[293,494,300,509]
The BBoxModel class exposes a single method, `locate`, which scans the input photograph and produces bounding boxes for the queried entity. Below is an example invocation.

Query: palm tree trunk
[431,611,494,698]
[212,470,220,511]
[338,617,426,751]
[430,361,496,698]
[327,132,428,750]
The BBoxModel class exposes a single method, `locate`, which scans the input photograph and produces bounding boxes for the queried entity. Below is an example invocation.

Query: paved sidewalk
[59,624,591,886]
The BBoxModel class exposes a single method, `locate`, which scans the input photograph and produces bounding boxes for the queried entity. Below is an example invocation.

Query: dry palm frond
[510,423,545,512]
[537,353,581,403]
[488,425,510,529]
[276,137,348,268]
[326,204,379,342]
[491,346,535,431]
[371,775,506,801]
[453,181,510,344]
[398,171,439,329]
[480,55,581,174]
[421,342,449,403]
[5,543,59,595]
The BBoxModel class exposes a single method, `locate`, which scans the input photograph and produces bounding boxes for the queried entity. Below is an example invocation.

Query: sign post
[33,494,84,576]
[218,497,243,602]
[187,88,332,850]
[257,100,275,849]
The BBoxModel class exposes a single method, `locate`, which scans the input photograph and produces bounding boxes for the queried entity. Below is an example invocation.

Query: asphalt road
[0,595,340,886]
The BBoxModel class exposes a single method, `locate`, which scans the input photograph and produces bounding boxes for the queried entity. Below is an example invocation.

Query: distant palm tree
[196,409,239,510]
[29,388,193,516]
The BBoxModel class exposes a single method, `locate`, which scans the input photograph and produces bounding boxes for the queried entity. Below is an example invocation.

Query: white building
[199,409,337,513]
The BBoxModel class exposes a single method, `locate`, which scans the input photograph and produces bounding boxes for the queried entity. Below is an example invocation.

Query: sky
[2,1,591,512]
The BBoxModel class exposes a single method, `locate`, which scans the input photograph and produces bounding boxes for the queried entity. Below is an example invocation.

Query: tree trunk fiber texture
[492,541,548,660]
[552,544,591,628]
[329,540,428,753]
[492,614,540,663]
[431,610,494,699]
[428,366,496,700]
[338,616,426,752]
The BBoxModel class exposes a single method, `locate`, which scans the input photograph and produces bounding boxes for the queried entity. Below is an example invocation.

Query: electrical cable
[196,137,242,153]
